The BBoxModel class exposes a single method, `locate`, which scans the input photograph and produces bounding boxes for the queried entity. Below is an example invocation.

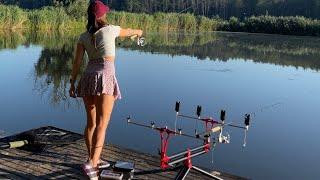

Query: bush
[178,13,197,32]
[198,16,215,32]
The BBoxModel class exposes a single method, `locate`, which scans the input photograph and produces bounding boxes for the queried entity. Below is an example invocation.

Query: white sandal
[98,159,111,169]
[86,158,111,169]
[81,162,99,180]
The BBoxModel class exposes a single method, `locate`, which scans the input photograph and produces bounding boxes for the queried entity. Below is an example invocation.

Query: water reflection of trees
[1,31,320,105]
[5,31,87,107]
[34,33,87,107]
[35,44,72,106]
[119,32,320,70]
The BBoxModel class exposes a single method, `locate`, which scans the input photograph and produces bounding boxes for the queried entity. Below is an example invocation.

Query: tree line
[98,0,320,19]
[1,0,320,19]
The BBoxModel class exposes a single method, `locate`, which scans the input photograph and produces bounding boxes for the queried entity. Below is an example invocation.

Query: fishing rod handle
[9,140,29,148]
[196,105,202,117]
[175,101,180,113]
[0,140,28,150]
[211,126,222,133]
[244,114,250,126]
[130,35,138,40]
[220,110,226,122]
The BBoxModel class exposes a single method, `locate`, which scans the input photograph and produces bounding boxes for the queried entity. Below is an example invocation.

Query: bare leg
[83,96,97,158]
[90,94,115,167]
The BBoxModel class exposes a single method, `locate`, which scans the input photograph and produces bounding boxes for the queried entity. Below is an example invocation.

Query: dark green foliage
[219,16,320,36]
[2,0,320,20]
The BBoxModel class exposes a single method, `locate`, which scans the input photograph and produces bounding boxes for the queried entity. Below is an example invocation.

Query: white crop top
[78,25,121,59]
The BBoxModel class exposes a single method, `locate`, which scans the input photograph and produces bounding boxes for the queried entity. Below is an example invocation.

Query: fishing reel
[130,35,146,47]
[218,133,230,144]
[137,37,146,46]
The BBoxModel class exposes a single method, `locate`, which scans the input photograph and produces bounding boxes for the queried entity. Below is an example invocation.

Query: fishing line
[0,130,5,138]
[210,141,216,166]
[250,102,284,118]
[195,105,201,135]
[243,129,247,147]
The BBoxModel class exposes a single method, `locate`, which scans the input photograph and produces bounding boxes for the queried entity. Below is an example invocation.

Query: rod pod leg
[192,166,224,180]
[174,166,191,180]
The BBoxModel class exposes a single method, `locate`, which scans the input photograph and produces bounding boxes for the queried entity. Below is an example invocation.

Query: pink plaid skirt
[76,58,121,99]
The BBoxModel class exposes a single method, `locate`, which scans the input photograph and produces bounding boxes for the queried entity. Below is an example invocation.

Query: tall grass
[0,5,222,32]
[0,5,28,30]
[1,4,320,36]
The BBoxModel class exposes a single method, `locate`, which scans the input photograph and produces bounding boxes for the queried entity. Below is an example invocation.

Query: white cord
[243,129,248,147]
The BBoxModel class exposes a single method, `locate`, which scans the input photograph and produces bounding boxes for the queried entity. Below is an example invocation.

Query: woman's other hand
[69,83,76,98]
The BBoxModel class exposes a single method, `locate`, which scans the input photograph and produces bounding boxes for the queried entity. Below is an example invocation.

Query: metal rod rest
[169,150,207,166]
[178,114,247,130]
[169,144,208,159]
[127,119,205,140]
[170,148,207,162]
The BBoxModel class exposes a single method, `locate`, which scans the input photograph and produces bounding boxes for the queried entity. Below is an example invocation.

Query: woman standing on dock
[69,1,143,179]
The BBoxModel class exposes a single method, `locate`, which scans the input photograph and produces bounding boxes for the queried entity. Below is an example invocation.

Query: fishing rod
[0,130,5,138]
[175,101,251,146]
[0,127,72,152]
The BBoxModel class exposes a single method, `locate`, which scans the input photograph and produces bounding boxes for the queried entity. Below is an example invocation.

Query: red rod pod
[184,149,192,169]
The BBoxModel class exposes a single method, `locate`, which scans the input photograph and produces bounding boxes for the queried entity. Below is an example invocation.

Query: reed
[0,5,28,30]
[1,4,320,36]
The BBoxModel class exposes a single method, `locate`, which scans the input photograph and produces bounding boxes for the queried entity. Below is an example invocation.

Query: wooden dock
[0,126,246,180]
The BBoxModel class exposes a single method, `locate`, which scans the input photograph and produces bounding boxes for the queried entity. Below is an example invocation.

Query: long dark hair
[86,1,106,34]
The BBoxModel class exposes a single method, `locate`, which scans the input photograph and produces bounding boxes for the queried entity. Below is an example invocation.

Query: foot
[81,161,99,180]
[98,159,111,169]
[86,158,111,169]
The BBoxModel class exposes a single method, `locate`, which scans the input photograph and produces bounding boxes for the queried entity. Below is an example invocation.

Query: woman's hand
[69,83,76,98]
[137,29,143,37]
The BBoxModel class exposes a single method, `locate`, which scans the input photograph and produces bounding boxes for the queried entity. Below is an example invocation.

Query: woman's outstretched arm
[119,28,143,38]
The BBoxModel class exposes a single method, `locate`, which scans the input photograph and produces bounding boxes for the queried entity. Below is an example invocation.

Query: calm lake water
[0,31,320,179]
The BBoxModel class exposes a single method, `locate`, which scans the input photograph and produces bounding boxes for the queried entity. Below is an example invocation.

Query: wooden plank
[0,154,38,179]
[1,147,83,179]
[59,143,172,180]
[0,163,24,180]
[0,126,245,180]
[65,141,213,180]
